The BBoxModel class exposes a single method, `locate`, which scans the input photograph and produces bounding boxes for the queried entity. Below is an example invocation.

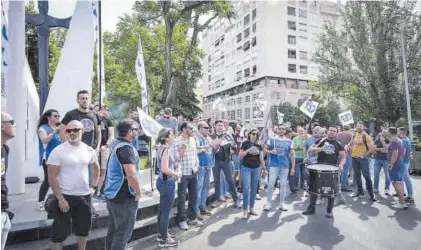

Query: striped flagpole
[136,35,150,115]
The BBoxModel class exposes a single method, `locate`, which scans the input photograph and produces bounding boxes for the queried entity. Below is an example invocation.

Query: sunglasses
[66,128,82,134]
[251,133,258,136]
[163,116,170,119]
[203,127,209,129]
[1,120,15,125]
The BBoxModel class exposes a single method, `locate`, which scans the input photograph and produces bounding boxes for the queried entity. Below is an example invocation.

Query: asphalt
[129,175,421,250]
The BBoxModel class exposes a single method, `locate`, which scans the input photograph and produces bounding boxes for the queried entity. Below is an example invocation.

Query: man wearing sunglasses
[158,108,178,136]
[1,112,16,250]
[47,120,100,250]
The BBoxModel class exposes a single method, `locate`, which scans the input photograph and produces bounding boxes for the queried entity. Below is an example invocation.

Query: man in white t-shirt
[47,120,100,250]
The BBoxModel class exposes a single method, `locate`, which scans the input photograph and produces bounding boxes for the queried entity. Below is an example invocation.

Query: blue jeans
[241,166,261,210]
[374,159,390,191]
[402,162,413,197]
[232,155,240,171]
[341,153,352,187]
[220,171,229,197]
[156,177,176,241]
[292,158,305,189]
[267,167,289,205]
[213,160,238,201]
[352,158,374,197]
[106,198,139,250]
[196,167,211,212]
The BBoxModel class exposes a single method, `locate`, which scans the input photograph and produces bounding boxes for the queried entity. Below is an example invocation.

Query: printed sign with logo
[299,100,319,118]
[277,111,284,124]
[338,110,354,125]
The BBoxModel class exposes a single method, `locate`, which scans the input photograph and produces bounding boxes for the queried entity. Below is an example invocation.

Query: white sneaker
[255,194,262,200]
[37,201,45,211]
[188,218,204,227]
[385,189,391,196]
[158,236,179,248]
[279,204,288,211]
[263,203,272,211]
[392,202,409,209]
[390,200,399,205]
[316,198,322,205]
[179,221,189,230]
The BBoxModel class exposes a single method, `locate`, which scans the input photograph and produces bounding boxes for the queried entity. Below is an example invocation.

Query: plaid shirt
[172,135,199,176]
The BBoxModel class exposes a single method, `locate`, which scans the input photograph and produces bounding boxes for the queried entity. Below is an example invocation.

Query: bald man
[47,120,100,250]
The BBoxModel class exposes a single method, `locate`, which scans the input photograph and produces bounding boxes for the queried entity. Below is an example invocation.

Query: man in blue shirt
[398,127,414,203]
[263,124,295,211]
[158,108,178,136]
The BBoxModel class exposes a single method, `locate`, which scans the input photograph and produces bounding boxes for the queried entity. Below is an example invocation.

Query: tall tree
[313,1,421,124]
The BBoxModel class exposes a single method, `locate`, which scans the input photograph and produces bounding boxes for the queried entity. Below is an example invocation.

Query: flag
[259,114,273,143]
[253,99,266,118]
[136,35,149,115]
[1,1,10,110]
[212,97,227,112]
[92,1,105,104]
[137,107,163,138]
[338,110,354,125]
[299,99,319,118]
[92,1,98,44]
[277,111,284,124]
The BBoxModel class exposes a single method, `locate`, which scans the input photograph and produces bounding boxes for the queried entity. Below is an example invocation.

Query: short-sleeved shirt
[401,137,412,163]
[61,109,100,147]
[314,139,344,166]
[388,138,405,162]
[47,141,97,196]
[266,137,293,168]
[111,138,137,203]
[240,140,262,169]
[292,136,305,159]
[351,132,373,158]
[374,138,390,161]
[100,116,114,146]
[337,131,353,147]
[158,117,177,133]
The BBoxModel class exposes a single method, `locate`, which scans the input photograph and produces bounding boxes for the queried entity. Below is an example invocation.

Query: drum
[307,164,339,197]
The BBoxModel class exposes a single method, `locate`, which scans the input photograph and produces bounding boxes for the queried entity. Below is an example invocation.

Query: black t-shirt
[314,139,344,166]
[211,133,231,162]
[374,138,390,160]
[1,144,9,211]
[240,140,263,169]
[111,138,137,203]
[100,116,114,146]
[61,109,100,147]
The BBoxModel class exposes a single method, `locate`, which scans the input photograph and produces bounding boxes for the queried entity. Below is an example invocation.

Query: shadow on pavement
[388,206,421,231]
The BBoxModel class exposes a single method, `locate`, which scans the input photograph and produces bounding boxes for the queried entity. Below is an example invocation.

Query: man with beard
[302,126,346,218]
[47,120,100,250]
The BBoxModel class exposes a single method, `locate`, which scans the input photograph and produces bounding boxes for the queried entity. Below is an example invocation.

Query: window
[299,22,307,27]
[243,41,250,51]
[299,9,307,18]
[244,28,250,38]
[252,65,257,74]
[237,109,242,119]
[288,21,296,31]
[287,6,296,16]
[252,8,257,20]
[237,33,242,43]
[208,75,212,81]
[251,37,256,46]
[207,55,211,62]
[271,92,285,100]
[245,95,251,103]
[288,64,297,73]
[252,23,256,33]
[236,71,242,81]
[288,35,296,44]
[244,68,250,77]
[237,97,242,104]
[230,110,236,120]
[299,51,308,60]
[245,108,251,119]
[300,65,308,74]
[244,14,250,26]
[288,49,297,59]
[299,36,307,40]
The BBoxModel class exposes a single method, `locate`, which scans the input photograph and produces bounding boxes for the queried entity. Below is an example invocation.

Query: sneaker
[385,190,391,196]
[315,198,322,205]
[279,204,288,211]
[255,194,262,200]
[326,212,334,218]
[390,200,399,205]
[179,221,189,230]
[188,218,204,227]
[233,200,241,208]
[373,189,379,194]
[263,203,272,211]
[156,233,175,242]
[302,209,315,215]
[405,197,415,204]
[392,202,409,209]
[196,213,204,221]
[200,208,212,216]
[158,237,179,248]
[219,197,227,202]
[341,187,353,193]
[37,201,45,211]
[239,194,243,200]
[224,194,231,200]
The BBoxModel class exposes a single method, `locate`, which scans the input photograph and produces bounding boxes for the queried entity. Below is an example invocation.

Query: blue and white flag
[136,35,149,115]
[92,0,105,103]
[1,1,10,110]
[137,107,162,138]
[92,1,98,44]
[299,99,319,119]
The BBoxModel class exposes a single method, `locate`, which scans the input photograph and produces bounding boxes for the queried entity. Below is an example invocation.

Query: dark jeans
[307,194,335,213]
[105,198,139,250]
[156,177,176,241]
[177,174,198,222]
[289,159,305,191]
[352,157,374,198]
[38,160,50,202]
[213,160,238,201]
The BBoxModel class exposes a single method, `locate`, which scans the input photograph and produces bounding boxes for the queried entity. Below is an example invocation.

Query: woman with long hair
[156,128,181,248]
[37,109,61,210]
[239,128,267,219]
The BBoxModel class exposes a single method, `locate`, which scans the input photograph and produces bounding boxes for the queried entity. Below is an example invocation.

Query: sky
[29,0,136,32]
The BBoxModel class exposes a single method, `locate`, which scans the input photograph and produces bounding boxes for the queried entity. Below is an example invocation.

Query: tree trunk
[163,16,175,107]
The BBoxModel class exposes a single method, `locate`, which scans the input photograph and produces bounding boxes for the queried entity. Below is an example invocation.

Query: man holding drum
[302,126,346,218]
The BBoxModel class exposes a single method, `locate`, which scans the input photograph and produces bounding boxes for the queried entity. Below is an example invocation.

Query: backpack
[352,133,369,151]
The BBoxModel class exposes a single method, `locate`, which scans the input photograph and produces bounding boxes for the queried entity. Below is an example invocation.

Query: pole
[98,0,103,109]
[399,21,414,140]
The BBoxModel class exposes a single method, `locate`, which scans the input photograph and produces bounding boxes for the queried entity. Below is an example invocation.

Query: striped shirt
[172,135,199,176]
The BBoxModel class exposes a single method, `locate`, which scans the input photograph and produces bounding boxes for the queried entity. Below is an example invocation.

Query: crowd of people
[0,88,415,250]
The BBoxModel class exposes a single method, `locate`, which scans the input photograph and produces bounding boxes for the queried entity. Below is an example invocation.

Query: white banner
[220,133,234,146]
[212,97,227,112]
[136,35,149,115]
[1,1,10,110]
[277,111,284,124]
[299,100,319,118]
[338,110,354,125]
[137,107,163,138]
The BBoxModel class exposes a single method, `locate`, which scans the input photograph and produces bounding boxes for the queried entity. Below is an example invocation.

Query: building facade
[201,0,342,127]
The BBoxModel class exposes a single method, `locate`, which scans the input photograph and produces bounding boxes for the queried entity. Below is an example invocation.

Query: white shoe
[255,194,262,200]
[179,221,189,230]
[263,203,272,211]
[37,201,45,211]
[385,189,391,196]
[390,200,399,205]
[316,198,322,205]
[392,202,409,209]
[279,204,288,211]
[188,218,204,227]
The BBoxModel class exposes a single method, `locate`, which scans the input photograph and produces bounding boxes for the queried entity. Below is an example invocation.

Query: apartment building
[201,0,343,127]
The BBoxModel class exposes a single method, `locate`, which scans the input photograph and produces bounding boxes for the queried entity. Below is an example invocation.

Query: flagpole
[98,0,103,109]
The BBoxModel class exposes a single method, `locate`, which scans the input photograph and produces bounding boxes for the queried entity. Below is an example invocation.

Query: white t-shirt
[47,141,97,196]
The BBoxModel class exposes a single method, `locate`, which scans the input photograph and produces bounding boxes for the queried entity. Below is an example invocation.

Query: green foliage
[313,1,421,124]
